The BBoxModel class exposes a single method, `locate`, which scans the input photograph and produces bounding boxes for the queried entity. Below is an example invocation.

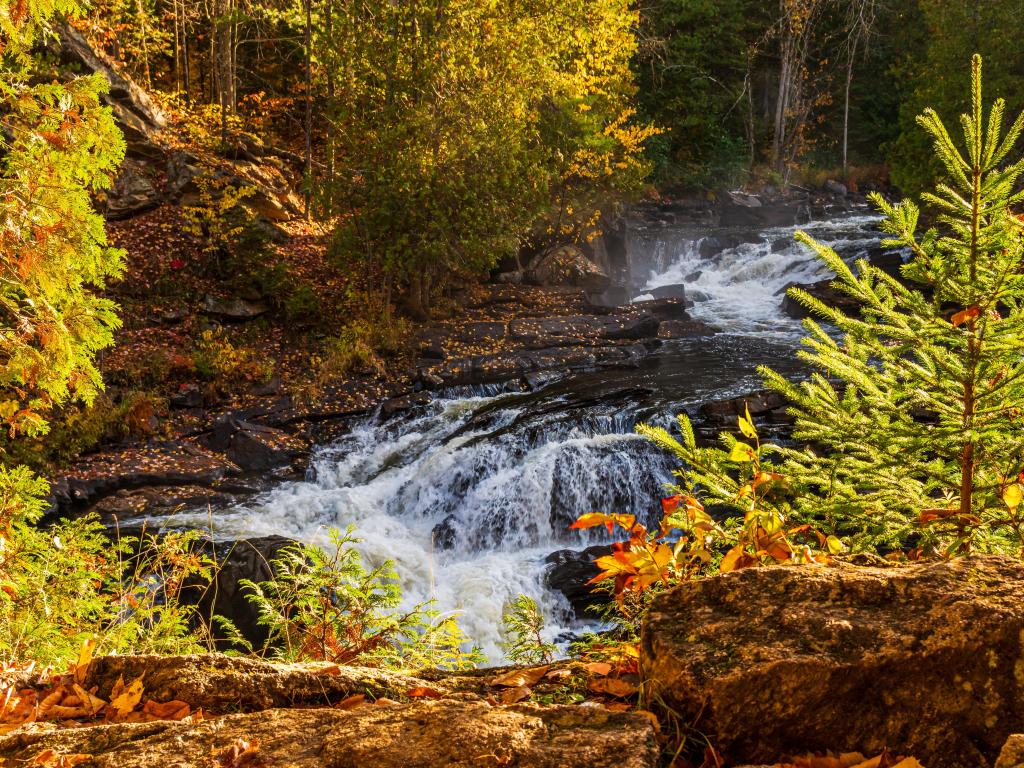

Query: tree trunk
[842,49,854,180]
[304,0,313,220]
[325,0,336,213]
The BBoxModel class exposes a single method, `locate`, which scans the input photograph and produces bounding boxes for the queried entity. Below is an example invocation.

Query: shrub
[499,595,556,665]
[192,329,273,389]
[316,315,410,383]
[0,475,216,668]
[238,527,481,670]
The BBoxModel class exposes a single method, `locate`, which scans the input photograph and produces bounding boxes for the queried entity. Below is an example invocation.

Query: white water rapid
[165,210,886,660]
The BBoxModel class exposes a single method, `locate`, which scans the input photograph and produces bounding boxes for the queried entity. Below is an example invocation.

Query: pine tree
[760,55,1024,555]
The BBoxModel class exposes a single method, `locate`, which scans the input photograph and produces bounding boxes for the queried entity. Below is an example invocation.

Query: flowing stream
[166,210,885,660]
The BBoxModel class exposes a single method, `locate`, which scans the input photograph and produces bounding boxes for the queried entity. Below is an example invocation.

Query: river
[165,210,885,660]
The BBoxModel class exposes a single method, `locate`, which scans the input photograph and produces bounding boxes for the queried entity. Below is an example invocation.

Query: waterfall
[163,211,887,660]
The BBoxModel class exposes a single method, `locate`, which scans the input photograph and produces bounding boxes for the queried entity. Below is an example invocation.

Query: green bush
[238,527,482,670]
[0,470,215,667]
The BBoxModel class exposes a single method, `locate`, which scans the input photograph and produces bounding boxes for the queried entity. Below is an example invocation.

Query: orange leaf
[498,685,532,704]
[333,694,366,711]
[951,305,981,327]
[141,699,191,721]
[108,675,144,719]
[720,544,757,573]
[569,513,636,535]
[587,677,638,698]
[406,687,443,699]
[582,662,612,676]
[490,665,550,688]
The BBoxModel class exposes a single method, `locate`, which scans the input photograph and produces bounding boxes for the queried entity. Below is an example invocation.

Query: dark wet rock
[657,319,715,339]
[526,245,611,293]
[630,298,691,322]
[452,321,508,345]
[646,284,688,302]
[823,179,848,197]
[642,556,1024,768]
[192,535,297,649]
[48,442,241,514]
[720,191,810,228]
[508,313,659,348]
[545,545,612,618]
[431,515,460,551]
[92,485,238,518]
[203,416,308,472]
[699,233,762,260]
[381,391,433,419]
[433,343,651,387]
[700,390,790,430]
[201,294,269,320]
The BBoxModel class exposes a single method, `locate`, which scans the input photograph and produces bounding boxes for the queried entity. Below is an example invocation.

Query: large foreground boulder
[641,557,1024,768]
[0,655,658,768]
[0,702,657,768]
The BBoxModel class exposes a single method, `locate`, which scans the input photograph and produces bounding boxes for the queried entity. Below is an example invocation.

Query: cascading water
[163,208,887,660]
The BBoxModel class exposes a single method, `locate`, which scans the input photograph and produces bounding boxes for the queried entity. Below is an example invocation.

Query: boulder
[0,697,657,768]
[204,416,308,472]
[641,557,1024,768]
[720,192,810,228]
[646,284,688,302]
[526,245,612,293]
[53,21,167,150]
[201,294,269,320]
[823,179,849,197]
[191,536,297,649]
[102,159,161,219]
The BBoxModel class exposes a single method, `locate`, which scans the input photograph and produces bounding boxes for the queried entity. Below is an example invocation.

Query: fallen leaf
[587,677,638,698]
[213,737,266,768]
[72,639,94,686]
[30,750,91,767]
[333,694,366,711]
[142,699,191,721]
[407,687,443,699]
[543,668,572,681]
[108,676,144,719]
[498,686,532,705]
[581,662,611,676]
[490,665,550,688]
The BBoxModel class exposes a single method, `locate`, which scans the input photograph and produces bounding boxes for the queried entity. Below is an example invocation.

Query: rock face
[0,655,659,768]
[641,557,1024,768]
[720,191,810,228]
[527,245,612,293]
